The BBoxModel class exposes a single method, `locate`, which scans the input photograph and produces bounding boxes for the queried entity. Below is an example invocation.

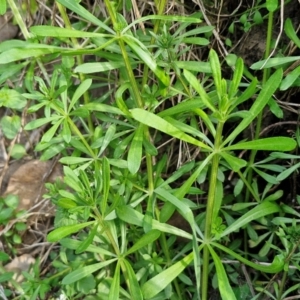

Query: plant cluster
[0,0,300,299]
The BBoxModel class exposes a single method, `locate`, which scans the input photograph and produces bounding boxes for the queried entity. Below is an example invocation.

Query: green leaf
[124,36,170,87]
[0,88,26,109]
[62,119,71,143]
[228,57,244,99]
[280,65,300,91]
[47,221,94,242]
[116,205,193,240]
[59,157,92,164]
[75,223,99,254]
[164,116,213,146]
[160,160,195,188]
[276,162,300,181]
[125,230,161,255]
[98,124,116,156]
[231,202,256,211]
[101,157,110,215]
[212,242,284,273]
[0,48,60,64]
[209,49,222,98]
[183,70,216,112]
[174,61,211,73]
[251,56,300,70]
[182,37,209,46]
[222,68,283,145]
[123,259,143,300]
[130,109,212,150]
[208,245,237,300]
[220,201,280,238]
[41,119,63,143]
[84,103,124,115]
[266,0,278,12]
[25,116,61,130]
[143,138,158,156]
[223,137,296,151]
[109,262,120,300]
[220,152,247,172]
[0,0,6,15]
[56,0,114,33]
[69,79,92,112]
[142,250,195,299]
[284,18,300,48]
[75,61,126,73]
[230,77,258,109]
[253,167,279,184]
[128,124,144,174]
[60,238,115,256]
[155,187,194,224]
[10,144,26,159]
[62,258,117,285]
[0,115,21,139]
[57,198,77,209]
[30,26,106,38]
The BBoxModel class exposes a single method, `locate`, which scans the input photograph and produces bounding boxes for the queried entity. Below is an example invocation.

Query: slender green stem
[7,0,31,39]
[202,121,224,300]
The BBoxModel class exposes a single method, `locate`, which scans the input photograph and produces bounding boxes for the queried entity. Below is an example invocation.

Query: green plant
[1,0,300,299]
[0,195,27,252]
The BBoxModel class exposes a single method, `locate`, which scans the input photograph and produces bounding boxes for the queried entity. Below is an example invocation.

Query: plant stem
[7,0,31,39]
[202,121,224,300]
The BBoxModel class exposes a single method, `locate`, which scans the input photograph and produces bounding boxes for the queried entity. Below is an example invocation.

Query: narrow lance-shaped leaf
[99,124,116,156]
[276,162,300,181]
[142,250,196,299]
[62,258,117,285]
[128,123,144,174]
[222,68,283,145]
[183,69,216,112]
[123,259,143,300]
[83,103,124,115]
[47,221,95,242]
[75,223,99,254]
[123,36,170,87]
[69,79,92,113]
[109,262,120,300]
[56,0,114,33]
[251,56,300,70]
[30,26,107,38]
[212,242,284,273]
[208,245,237,300]
[125,230,161,256]
[209,49,222,99]
[0,0,6,14]
[284,18,300,48]
[75,61,126,74]
[228,57,244,99]
[101,157,110,215]
[130,109,212,150]
[280,65,300,91]
[230,77,258,110]
[0,48,61,64]
[223,137,296,151]
[220,152,247,172]
[220,201,280,238]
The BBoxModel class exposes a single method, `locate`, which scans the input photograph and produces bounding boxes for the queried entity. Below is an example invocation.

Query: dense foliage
[1,0,300,299]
